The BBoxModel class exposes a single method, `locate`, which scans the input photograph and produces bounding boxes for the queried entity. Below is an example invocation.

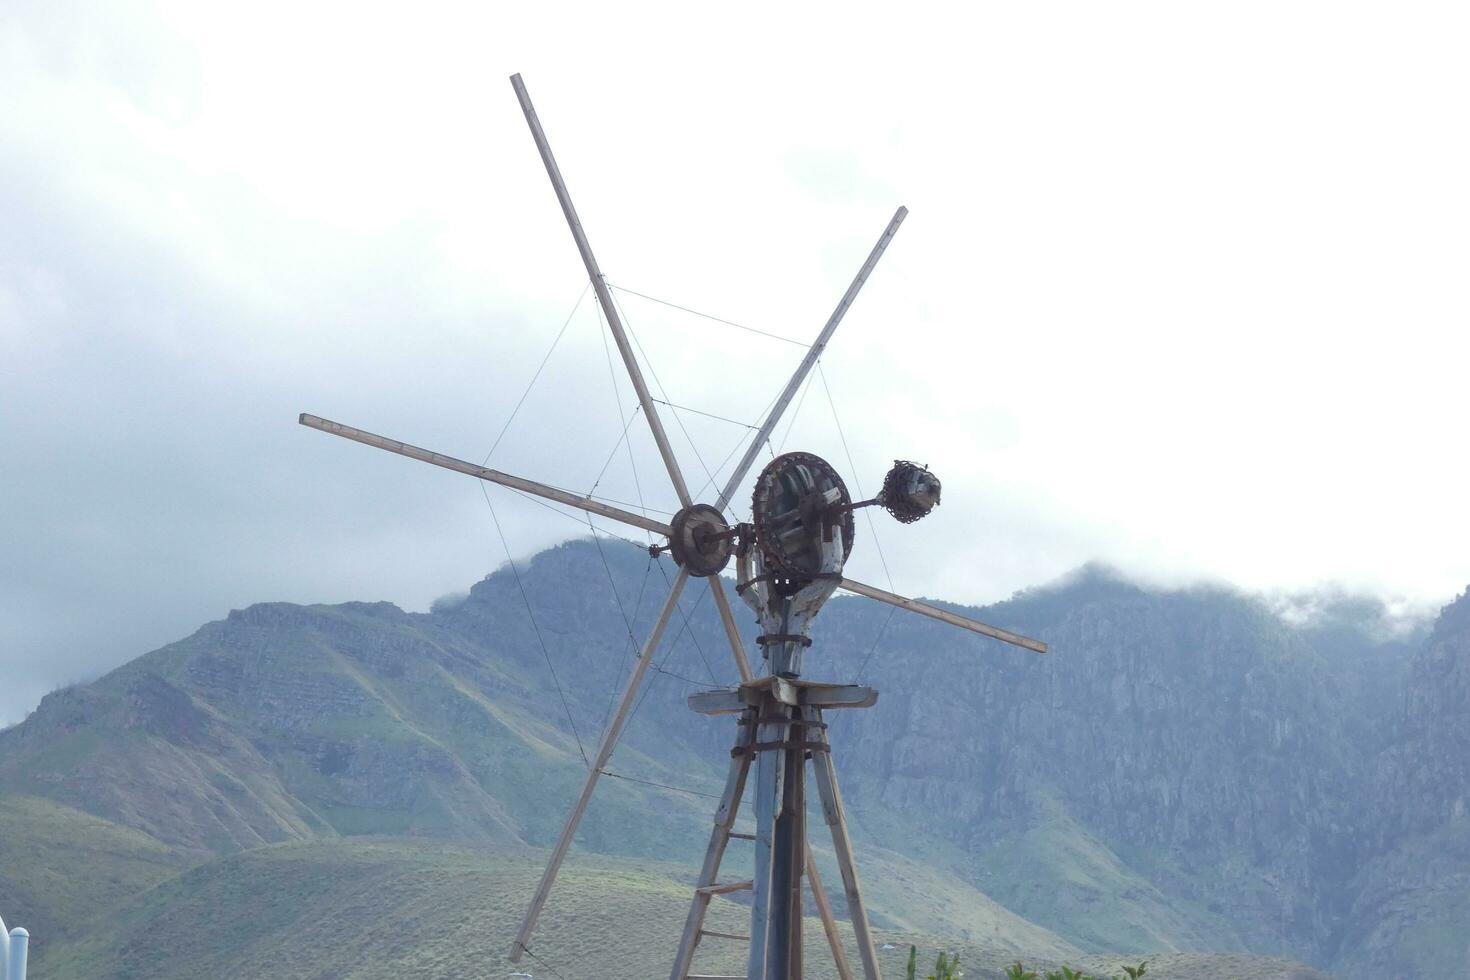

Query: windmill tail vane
[298,72,1046,980]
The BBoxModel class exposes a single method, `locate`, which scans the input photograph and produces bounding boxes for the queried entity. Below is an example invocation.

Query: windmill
[300,73,1046,980]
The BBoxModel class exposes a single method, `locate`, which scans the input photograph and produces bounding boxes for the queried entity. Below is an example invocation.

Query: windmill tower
[301,73,1046,980]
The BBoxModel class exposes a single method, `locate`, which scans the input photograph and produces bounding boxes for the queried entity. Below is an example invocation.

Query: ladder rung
[699,929,750,941]
[726,830,755,840]
[688,975,746,979]
[697,879,754,896]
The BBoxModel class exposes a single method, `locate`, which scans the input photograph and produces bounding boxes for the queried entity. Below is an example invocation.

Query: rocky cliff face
[1333,588,1470,979]
[2,541,1464,977]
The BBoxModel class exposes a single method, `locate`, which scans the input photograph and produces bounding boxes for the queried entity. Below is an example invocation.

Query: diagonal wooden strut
[806,845,855,980]
[510,73,692,508]
[510,569,690,962]
[670,709,853,980]
[707,575,755,683]
[298,414,672,537]
[716,207,908,512]
[805,705,881,980]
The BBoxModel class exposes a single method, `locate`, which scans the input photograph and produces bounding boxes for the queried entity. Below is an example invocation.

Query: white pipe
[6,927,28,980]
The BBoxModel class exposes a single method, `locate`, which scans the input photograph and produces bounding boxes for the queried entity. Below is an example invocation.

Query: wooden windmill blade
[502,73,712,964]
[297,414,672,535]
[509,73,693,509]
[714,205,909,513]
[838,577,1048,654]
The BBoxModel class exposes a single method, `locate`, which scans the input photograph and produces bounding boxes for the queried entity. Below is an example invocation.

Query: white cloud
[3,0,1469,724]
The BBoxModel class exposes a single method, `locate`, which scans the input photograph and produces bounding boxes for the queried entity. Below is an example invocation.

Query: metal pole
[510,73,692,507]
[717,207,907,511]
[510,570,691,961]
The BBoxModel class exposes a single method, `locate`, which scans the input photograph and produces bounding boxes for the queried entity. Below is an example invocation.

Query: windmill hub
[668,503,735,577]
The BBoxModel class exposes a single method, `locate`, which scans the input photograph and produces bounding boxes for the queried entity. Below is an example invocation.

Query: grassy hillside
[33,837,1327,980]
[6,541,1461,975]
[0,795,192,945]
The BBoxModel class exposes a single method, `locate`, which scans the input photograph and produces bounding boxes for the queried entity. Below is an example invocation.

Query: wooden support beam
[806,847,855,980]
[709,575,755,682]
[688,688,746,716]
[698,880,755,896]
[807,707,882,980]
[802,685,878,710]
[746,702,791,980]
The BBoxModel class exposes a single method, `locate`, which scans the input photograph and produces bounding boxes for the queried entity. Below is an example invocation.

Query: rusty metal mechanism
[667,503,735,577]
[751,452,856,592]
[876,459,942,524]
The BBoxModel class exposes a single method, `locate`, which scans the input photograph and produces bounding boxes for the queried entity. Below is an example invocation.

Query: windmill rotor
[751,452,856,590]
[296,70,1049,980]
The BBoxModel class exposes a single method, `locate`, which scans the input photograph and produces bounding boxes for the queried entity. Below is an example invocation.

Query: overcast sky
[3,1,1468,725]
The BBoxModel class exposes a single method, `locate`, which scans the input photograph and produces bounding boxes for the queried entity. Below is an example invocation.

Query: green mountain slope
[3,540,1465,977]
[0,795,190,946]
[34,837,1324,980]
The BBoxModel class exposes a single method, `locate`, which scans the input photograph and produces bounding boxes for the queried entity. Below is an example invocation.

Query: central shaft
[751,614,811,980]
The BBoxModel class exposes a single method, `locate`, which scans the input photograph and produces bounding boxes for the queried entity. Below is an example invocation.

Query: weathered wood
[709,576,755,682]
[806,847,855,980]
[716,207,908,512]
[690,680,876,716]
[771,675,801,707]
[670,714,756,980]
[801,685,878,710]
[838,577,1047,654]
[688,688,747,716]
[746,702,791,980]
[510,73,691,507]
[698,880,754,896]
[807,707,882,980]
[299,414,673,537]
[510,571,690,962]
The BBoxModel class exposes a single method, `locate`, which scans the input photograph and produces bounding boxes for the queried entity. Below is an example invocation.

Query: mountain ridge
[2,539,1465,978]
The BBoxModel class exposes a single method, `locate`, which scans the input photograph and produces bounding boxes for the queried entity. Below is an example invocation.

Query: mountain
[1336,587,1470,979]
[1,539,1464,978]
